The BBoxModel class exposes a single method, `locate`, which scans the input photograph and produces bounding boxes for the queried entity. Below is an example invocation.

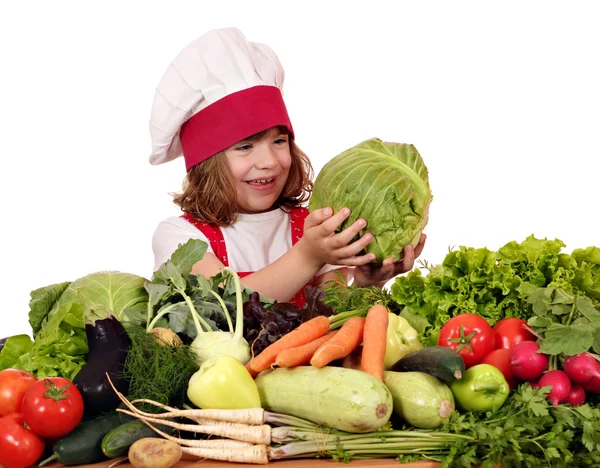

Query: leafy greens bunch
[391,235,600,352]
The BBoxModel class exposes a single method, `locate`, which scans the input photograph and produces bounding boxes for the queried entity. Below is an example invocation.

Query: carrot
[310,317,366,368]
[360,305,389,380]
[246,315,331,374]
[275,331,339,368]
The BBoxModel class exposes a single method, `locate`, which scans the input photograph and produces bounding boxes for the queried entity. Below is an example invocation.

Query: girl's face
[224,128,292,214]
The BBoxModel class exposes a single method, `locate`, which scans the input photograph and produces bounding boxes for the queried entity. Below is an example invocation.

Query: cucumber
[383,371,455,429]
[390,346,465,383]
[102,418,179,458]
[49,411,133,465]
[255,366,393,433]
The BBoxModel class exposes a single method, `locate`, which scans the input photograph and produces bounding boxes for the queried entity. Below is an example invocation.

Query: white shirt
[152,208,337,276]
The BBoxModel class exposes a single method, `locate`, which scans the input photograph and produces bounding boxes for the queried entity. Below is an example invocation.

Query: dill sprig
[122,324,199,413]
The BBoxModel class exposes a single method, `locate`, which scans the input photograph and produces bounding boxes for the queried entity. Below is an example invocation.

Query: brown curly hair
[172,126,313,226]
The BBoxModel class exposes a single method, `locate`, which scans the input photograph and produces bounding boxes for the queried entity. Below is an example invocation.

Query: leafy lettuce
[391,235,600,347]
[0,272,148,379]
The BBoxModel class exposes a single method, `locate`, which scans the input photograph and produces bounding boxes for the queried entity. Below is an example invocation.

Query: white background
[1,1,598,339]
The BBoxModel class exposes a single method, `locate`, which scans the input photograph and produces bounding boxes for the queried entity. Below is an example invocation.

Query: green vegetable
[255,366,393,433]
[101,419,178,458]
[390,346,465,383]
[391,235,600,351]
[450,363,509,413]
[123,325,198,413]
[44,411,133,466]
[383,313,422,369]
[187,355,260,409]
[383,371,454,429]
[146,240,252,365]
[309,138,431,263]
[1,272,148,379]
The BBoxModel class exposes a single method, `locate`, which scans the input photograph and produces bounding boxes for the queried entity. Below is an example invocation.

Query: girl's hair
[173,126,313,226]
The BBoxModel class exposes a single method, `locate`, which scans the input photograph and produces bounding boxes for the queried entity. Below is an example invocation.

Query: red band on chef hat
[180,85,294,171]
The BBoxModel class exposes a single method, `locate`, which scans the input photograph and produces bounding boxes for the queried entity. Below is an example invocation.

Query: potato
[128,438,182,468]
[150,327,183,346]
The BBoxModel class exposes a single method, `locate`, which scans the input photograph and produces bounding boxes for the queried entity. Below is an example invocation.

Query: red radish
[509,341,548,381]
[538,370,572,406]
[566,384,586,406]
[563,353,600,384]
[529,379,540,390]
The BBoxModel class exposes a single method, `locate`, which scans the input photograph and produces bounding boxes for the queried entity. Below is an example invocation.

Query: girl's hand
[353,233,427,287]
[298,207,376,268]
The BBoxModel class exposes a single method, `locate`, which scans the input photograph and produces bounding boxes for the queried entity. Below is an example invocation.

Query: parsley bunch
[437,385,600,467]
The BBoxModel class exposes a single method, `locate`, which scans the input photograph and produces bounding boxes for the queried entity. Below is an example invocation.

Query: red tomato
[0,369,37,416]
[438,313,496,368]
[493,318,536,350]
[481,348,519,389]
[22,377,84,438]
[0,412,45,468]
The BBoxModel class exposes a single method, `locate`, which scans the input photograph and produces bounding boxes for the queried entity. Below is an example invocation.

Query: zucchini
[49,411,133,465]
[102,418,179,458]
[383,371,455,429]
[255,366,393,433]
[390,346,465,382]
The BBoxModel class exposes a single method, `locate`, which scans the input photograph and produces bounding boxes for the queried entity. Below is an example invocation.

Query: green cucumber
[390,346,465,383]
[383,371,455,429]
[102,418,179,458]
[47,411,133,466]
[255,366,393,433]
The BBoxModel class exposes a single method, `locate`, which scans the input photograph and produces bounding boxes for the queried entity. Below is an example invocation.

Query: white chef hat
[149,27,294,171]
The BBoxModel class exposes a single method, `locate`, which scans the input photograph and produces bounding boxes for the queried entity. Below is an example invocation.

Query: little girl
[149,28,425,307]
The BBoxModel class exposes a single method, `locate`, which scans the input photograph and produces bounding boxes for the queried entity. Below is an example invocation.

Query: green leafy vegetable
[309,138,432,263]
[391,235,600,349]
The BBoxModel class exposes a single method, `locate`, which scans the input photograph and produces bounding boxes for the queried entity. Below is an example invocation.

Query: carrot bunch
[245,305,389,381]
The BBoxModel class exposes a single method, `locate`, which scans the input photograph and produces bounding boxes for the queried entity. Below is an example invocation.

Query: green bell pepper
[450,363,510,413]
[187,355,261,409]
[384,313,423,369]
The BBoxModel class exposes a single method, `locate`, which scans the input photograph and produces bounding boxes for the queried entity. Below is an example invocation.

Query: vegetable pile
[2,231,600,468]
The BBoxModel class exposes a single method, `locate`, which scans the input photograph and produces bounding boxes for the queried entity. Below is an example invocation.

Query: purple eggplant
[73,315,130,418]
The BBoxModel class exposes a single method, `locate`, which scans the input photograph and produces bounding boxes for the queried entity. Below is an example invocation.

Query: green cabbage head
[309,138,432,263]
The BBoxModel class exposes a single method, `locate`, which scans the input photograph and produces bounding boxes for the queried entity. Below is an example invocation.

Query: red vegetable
[566,384,586,406]
[438,314,495,368]
[481,348,518,389]
[0,369,37,416]
[0,412,45,468]
[509,340,548,381]
[22,377,84,438]
[493,318,536,350]
[563,353,600,384]
[539,370,572,406]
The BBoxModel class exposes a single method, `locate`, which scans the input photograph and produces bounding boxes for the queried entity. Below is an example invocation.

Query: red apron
[181,207,311,308]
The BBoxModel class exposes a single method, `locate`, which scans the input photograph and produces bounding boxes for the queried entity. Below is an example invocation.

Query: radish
[538,370,572,406]
[509,341,548,381]
[563,353,600,384]
[566,384,586,406]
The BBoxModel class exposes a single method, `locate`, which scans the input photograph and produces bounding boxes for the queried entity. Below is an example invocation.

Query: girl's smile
[225,128,292,213]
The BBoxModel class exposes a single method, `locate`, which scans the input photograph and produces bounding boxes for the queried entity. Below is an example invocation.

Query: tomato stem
[446,324,476,353]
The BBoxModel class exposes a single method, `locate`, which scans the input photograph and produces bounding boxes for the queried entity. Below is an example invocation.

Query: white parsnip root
[181,445,269,464]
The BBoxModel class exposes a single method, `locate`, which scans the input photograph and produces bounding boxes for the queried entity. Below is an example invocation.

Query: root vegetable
[128,438,182,468]
[509,341,548,381]
[567,384,586,406]
[310,317,365,368]
[563,353,600,384]
[538,370,572,406]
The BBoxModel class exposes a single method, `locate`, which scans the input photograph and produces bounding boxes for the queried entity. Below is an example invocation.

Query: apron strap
[181,206,311,307]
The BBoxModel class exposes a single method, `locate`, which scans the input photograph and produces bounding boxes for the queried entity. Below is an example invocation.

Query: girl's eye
[274,137,288,145]
[235,144,252,152]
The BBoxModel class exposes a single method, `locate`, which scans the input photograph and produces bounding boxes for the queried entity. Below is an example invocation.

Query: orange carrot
[310,317,366,368]
[360,305,389,380]
[275,331,339,368]
[246,315,331,374]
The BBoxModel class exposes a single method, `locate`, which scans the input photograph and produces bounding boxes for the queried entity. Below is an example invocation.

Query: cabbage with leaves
[309,138,432,263]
